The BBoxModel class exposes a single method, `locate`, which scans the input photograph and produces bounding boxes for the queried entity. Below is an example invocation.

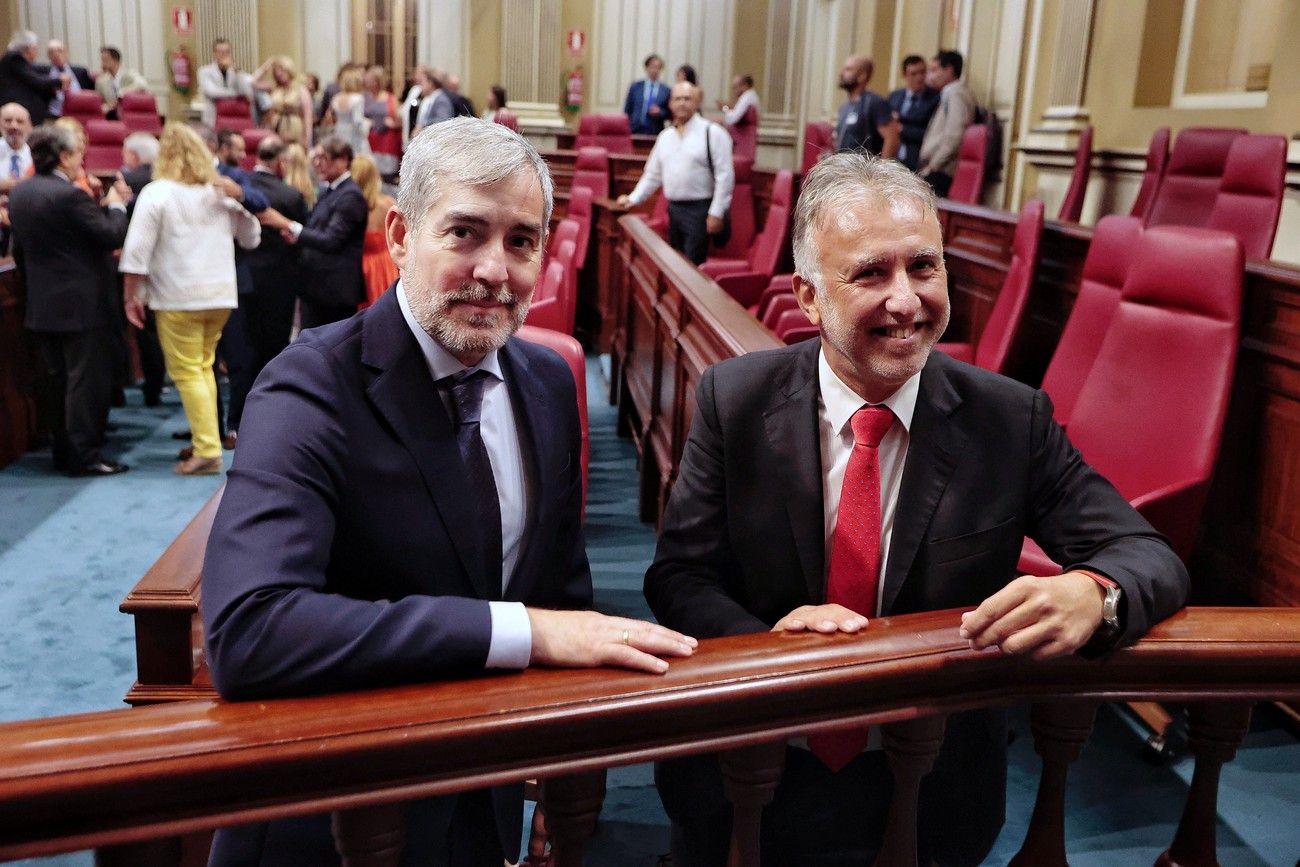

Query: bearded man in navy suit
[202,117,696,866]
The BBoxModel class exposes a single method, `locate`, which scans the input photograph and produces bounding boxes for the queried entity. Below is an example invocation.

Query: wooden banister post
[719,740,787,867]
[1009,700,1099,867]
[873,715,947,867]
[541,769,606,867]
[331,802,407,867]
[1155,702,1252,867]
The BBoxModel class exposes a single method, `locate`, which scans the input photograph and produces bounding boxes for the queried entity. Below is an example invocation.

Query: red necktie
[809,404,895,771]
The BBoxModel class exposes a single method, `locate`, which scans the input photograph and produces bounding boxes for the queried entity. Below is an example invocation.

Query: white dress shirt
[396,281,533,668]
[722,88,760,127]
[817,350,921,614]
[626,113,735,218]
[0,140,32,179]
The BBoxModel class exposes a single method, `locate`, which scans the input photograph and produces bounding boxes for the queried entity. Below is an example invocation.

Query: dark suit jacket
[645,339,1188,859]
[202,289,591,865]
[245,169,307,286]
[296,177,367,307]
[623,77,670,135]
[35,63,96,91]
[0,50,62,124]
[9,173,128,332]
[888,86,941,170]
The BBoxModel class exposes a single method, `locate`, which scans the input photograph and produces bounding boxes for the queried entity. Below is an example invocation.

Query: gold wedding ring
[621,629,630,645]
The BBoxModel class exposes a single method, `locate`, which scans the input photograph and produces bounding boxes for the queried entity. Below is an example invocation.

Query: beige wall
[259,0,303,66]
[468,0,502,110]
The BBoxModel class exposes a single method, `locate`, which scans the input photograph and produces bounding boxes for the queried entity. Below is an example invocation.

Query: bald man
[834,54,898,159]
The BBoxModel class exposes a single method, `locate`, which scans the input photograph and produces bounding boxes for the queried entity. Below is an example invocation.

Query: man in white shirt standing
[197,37,251,128]
[0,101,31,193]
[719,74,759,128]
[618,82,734,266]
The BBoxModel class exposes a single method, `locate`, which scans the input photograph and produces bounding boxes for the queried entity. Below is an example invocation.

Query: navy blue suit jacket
[202,288,591,863]
[887,86,941,170]
[623,77,670,135]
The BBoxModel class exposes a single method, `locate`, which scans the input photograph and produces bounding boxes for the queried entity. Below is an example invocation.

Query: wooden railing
[3,608,1297,865]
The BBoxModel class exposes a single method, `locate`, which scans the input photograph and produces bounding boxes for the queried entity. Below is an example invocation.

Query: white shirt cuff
[288,220,303,240]
[485,600,533,669]
[107,203,127,213]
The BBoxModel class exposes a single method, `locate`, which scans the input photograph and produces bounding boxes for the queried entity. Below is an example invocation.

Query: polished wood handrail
[1,607,1296,861]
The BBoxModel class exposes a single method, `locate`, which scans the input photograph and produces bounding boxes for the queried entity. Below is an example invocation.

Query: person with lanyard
[623,53,671,135]
[834,54,899,159]
[617,81,734,266]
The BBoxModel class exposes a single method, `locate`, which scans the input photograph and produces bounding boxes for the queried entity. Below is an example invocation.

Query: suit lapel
[360,292,494,600]
[881,355,967,615]
[497,339,550,603]
[762,340,826,603]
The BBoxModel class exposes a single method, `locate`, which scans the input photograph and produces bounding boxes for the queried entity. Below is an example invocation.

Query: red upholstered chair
[1144,126,1246,229]
[1038,215,1144,429]
[118,91,161,135]
[570,146,610,199]
[1057,126,1092,223]
[751,274,795,317]
[524,259,569,333]
[550,238,579,334]
[1129,126,1169,221]
[213,96,253,131]
[1018,226,1243,575]
[801,122,834,175]
[62,90,103,127]
[761,293,801,330]
[640,193,669,238]
[565,185,594,266]
[545,218,580,264]
[936,198,1044,373]
[774,308,819,344]
[238,127,271,172]
[574,113,633,154]
[493,110,519,132]
[84,119,128,173]
[946,124,988,205]
[1207,133,1287,260]
[516,324,589,508]
[728,104,758,161]
[704,170,795,308]
[706,156,757,261]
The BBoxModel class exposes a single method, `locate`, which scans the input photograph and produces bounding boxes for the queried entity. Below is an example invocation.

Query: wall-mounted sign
[567,30,586,57]
[173,7,193,36]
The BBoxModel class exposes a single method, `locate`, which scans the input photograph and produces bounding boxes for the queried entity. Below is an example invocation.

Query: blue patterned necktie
[9,153,18,179]
[446,369,503,597]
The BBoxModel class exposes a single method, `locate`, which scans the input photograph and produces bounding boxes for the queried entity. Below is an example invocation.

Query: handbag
[704,122,732,249]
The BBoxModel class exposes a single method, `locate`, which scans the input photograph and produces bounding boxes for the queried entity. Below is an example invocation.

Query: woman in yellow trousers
[121,123,262,475]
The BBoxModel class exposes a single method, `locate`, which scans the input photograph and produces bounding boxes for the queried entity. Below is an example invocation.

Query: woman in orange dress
[350,155,396,308]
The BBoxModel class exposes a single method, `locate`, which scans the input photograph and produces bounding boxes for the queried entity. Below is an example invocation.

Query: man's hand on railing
[959,571,1105,660]
[527,608,697,674]
[771,603,868,634]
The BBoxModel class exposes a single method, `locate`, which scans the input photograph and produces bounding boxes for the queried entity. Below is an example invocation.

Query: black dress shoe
[67,459,130,477]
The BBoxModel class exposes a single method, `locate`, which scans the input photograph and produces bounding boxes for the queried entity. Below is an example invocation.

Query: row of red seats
[62,89,161,135]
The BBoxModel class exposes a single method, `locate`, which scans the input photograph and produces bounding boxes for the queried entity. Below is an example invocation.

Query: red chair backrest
[546,218,581,265]
[238,127,271,172]
[745,169,794,276]
[773,307,817,343]
[801,122,834,176]
[84,119,128,173]
[1129,126,1169,221]
[565,185,594,266]
[63,91,102,125]
[1145,126,1246,229]
[753,274,795,318]
[645,193,669,239]
[575,114,633,154]
[117,91,160,135]
[711,157,757,259]
[1207,133,1287,260]
[1057,126,1092,223]
[973,198,1044,373]
[213,96,253,131]
[729,104,758,161]
[516,324,589,508]
[570,146,610,199]
[493,110,519,132]
[947,124,988,204]
[1039,215,1144,428]
[552,238,578,334]
[761,294,801,330]
[1066,226,1243,557]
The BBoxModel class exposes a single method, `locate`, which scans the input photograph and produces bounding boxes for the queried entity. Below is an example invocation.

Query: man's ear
[792,272,822,326]
[386,208,410,268]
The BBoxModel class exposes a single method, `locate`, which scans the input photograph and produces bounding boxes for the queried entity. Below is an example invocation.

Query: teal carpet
[0,362,1295,866]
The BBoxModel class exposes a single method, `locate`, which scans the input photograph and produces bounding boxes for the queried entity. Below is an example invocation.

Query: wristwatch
[1081,570,1123,648]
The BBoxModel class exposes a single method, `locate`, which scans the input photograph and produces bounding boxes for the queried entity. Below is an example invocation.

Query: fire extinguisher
[170,46,192,96]
[565,67,583,113]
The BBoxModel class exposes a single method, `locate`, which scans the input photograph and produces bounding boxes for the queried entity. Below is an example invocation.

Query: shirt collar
[52,169,72,182]
[396,280,504,384]
[253,164,275,174]
[329,171,351,190]
[818,347,920,438]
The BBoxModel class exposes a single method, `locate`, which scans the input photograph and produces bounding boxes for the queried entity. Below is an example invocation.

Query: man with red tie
[644,152,1189,866]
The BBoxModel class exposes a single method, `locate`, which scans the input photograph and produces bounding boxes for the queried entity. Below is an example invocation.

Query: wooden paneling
[0,260,39,469]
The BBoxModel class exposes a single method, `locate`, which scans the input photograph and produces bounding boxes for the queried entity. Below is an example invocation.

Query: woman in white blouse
[120,122,261,475]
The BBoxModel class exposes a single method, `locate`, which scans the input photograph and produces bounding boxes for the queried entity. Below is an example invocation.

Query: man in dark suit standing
[245,133,307,374]
[10,125,131,475]
[117,131,165,406]
[42,39,94,118]
[260,135,367,329]
[0,30,64,125]
[645,152,1189,865]
[202,117,694,866]
[623,53,671,135]
[888,54,941,172]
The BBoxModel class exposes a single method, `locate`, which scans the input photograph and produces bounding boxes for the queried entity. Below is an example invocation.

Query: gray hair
[8,30,38,53]
[792,151,938,292]
[397,116,553,236]
[123,131,160,164]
